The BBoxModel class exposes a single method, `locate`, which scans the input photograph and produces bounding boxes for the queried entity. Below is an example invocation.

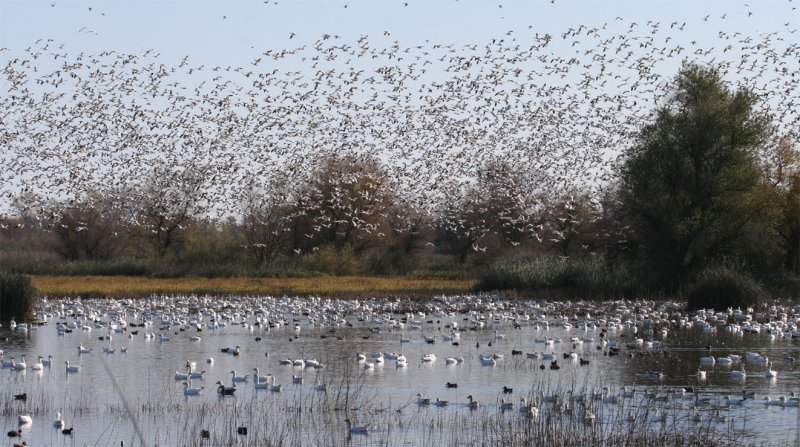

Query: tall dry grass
[30,275,476,298]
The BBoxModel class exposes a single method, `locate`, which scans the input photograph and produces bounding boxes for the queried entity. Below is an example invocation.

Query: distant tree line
[0,63,798,301]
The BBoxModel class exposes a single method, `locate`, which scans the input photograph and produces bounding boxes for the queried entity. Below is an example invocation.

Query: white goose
[1,353,14,368]
[254,376,269,390]
[765,362,777,379]
[731,365,746,380]
[53,412,65,428]
[31,357,44,371]
[230,370,249,383]
[18,411,32,425]
[699,355,715,366]
[252,368,270,383]
[13,355,27,370]
[268,376,283,392]
[183,382,204,396]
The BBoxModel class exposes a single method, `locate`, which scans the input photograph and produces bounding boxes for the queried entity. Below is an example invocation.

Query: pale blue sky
[1,0,798,218]
[2,0,795,69]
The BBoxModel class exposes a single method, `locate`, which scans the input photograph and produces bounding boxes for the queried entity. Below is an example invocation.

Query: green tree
[619,63,776,289]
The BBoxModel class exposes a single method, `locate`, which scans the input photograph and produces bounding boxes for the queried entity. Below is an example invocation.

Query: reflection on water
[1,298,800,446]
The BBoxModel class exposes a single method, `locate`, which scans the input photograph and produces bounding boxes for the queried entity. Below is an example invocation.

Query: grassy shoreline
[30,275,478,299]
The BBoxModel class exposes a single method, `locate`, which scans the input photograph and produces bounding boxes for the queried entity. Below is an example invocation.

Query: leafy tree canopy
[619,62,776,289]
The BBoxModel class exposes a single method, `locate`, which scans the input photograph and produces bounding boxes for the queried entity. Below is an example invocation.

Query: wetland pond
[2,295,800,446]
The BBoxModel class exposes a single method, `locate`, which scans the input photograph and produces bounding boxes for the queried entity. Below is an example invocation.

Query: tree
[435,161,535,263]
[51,194,126,261]
[543,192,600,258]
[127,165,207,259]
[764,135,800,274]
[239,180,293,266]
[619,63,776,289]
[294,155,394,252]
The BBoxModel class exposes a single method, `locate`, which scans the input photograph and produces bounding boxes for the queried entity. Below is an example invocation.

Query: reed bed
[30,275,477,299]
[2,361,772,447]
[0,273,37,320]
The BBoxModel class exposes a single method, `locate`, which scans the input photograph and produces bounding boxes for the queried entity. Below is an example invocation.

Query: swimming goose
[216,381,236,395]
[731,365,746,380]
[230,370,249,383]
[13,356,27,370]
[17,412,32,425]
[268,376,283,392]
[31,357,44,371]
[252,368,270,383]
[183,382,204,396]
[53,412,65,428]
[345,418,370,434]
[765,362,777,379]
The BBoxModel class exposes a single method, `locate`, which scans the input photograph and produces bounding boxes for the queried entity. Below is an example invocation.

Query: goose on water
[230,370,249,383]
[216,381,236,395]
[17,412,32,425]
[765,362,777,379]
[183,382,204,396]
[345,418,370,435]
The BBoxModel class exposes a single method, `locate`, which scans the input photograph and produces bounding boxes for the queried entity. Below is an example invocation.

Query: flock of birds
[0,5,798,249]
[4,294,800,441]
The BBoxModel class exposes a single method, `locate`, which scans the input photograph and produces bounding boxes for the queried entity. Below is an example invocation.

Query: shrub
[0,273,37,321]
[686,267,765,311]
[477,257,641,300]
[299,244,362,276]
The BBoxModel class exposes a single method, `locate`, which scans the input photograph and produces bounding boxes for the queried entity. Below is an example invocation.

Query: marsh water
[2,297,800,446]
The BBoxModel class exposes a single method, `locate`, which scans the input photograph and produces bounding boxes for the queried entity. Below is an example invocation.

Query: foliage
[435,161,539,263]
[294,155,394,252]
[619,62,776,290]
[477,256,640,299]
[299,244,362,276]
[0,273,37,321]
[125,165,208,258]
[50,193,127,261]
[765,135,800,274]
[686,266,765,311]
[238,180,294,266]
